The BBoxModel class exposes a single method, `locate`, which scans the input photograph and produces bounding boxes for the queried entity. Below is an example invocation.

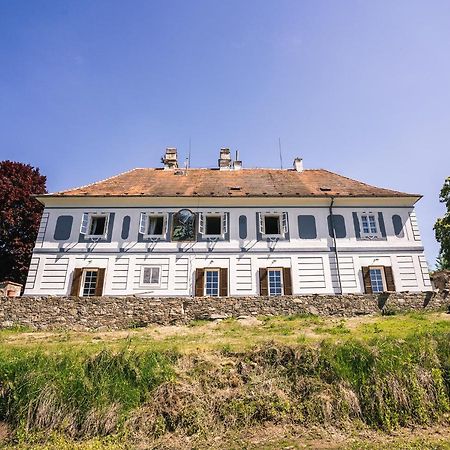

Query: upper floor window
[139,212,168,238]
[359,212,380,239]
[259,212,288,237]
[199,212,228,237]
[80,213,109,239]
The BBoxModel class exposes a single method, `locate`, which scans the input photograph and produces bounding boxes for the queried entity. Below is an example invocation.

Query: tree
[0,161,47,285]
[434,176,450,270]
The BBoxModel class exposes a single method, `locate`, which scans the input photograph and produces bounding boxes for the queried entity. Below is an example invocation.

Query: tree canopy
[0,161,47,285]
[434,176,450,270]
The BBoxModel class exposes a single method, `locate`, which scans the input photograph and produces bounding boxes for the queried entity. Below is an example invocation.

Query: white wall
[25,203,430,296]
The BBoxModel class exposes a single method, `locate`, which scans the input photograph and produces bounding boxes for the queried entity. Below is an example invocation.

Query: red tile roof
[45,168,419,199]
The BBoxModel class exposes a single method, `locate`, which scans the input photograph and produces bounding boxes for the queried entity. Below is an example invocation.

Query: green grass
[1,312,450,448]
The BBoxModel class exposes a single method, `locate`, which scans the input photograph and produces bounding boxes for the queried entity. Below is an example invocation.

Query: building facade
[24,149,431,297]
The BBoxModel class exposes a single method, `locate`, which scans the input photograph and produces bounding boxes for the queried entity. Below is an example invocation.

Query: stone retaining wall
[0,292,446,331]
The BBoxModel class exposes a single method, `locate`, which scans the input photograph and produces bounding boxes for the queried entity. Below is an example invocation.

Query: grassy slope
[0,312,449,449]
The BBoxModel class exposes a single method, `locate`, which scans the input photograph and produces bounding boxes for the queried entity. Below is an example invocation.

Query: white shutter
[139,213,147,235]
[222,213,228,234]
[282,212,289,234]
[163,213,169,235]
[102,213,110,237]
[80,213,89,235]
[199,213,205,235]
[258,213,265,234]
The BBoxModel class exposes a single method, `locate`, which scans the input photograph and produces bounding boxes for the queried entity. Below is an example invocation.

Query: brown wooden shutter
[219,268,228,297]
[95,268,106,296]
[362,266,372,294]
[259,268,268,296]
[283,268,293,295]
[195,268,205,297]
[70,268,83,296]
[384,266,396,292]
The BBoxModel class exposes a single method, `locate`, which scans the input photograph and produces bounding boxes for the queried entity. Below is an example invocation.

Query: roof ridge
[53,167,138,195]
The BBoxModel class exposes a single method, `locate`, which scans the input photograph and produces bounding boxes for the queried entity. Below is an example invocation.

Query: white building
[24,148,431,298]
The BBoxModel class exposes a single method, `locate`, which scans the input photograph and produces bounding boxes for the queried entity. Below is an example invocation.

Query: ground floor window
[70,267,105,297]
[205,269,219,296]
[268,269,283,296]
[82,270,98,297]
[369,267,385,293]
[140,266,161,286]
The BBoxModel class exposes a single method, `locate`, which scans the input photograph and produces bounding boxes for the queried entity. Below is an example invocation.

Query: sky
[0,0,449,265]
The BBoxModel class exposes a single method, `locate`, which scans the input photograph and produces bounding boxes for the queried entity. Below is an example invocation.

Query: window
[139,213,167,237]
[199,213,228,237]
[265,216,280,235]
[148,216,164,235]
[205,269,219,296]
[82,270,98,297]
[259,212,288,236]
[205,215,222,235]
[369,267,385,293]
[140,266,161,286]
[361,214,377,234]
[80,213,109,239]
[268,269,283,296]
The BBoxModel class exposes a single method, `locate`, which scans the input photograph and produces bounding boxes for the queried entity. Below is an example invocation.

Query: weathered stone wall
[0,292,446,331]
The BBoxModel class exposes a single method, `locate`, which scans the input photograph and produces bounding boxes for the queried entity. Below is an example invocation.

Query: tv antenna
[278,137,283,169]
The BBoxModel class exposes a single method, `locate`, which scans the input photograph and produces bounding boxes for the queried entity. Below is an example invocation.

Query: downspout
[329,197,343,295]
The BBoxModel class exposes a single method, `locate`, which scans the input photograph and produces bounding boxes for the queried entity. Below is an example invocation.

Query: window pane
[205,270,219,296]
[90,216,106,235]
[369,268,384,293]
[143,267,160,285]
[148,216,164,235]
[264,216,280,234]
[82,270,98,296]
[368,215,377,233]
[150,267,160,284]
[268,269,282,295]
[205,216,222,235]
[361,215,370,234]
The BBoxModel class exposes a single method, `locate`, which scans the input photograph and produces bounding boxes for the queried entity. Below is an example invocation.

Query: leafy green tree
[434,176,450,270]
[0,161,47,285]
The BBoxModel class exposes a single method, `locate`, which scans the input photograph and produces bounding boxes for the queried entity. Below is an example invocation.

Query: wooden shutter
[70,268,83,296]
[95,268,106,296]
[283,268,293,295]
[362,266,372,293]
[259,268,268,296]
[195,268,205,297]
[219,268,228,297]
[384,266,396,292]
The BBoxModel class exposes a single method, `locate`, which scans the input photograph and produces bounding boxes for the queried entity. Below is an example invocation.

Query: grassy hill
[0,312,450,449]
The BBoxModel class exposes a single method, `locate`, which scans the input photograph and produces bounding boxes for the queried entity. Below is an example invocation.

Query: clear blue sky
[1,0,449,265]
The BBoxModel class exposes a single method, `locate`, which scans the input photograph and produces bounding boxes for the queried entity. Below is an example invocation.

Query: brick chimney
[218,148,232,170]
[162,148,178,169]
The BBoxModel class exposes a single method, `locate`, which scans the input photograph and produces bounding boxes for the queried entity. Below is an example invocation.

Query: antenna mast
[278,137,283,169]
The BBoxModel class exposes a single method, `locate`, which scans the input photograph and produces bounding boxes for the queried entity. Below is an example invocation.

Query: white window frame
[268,268,284,296]
[204,268,220,297]
[140,266,161,287]
[368,266,386,293]
[80,213,109,239]
[139,212,168,238]
[80,268,99,297]
[359,212,381,239]
[259,212,288,237]
[199,212,227,237]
